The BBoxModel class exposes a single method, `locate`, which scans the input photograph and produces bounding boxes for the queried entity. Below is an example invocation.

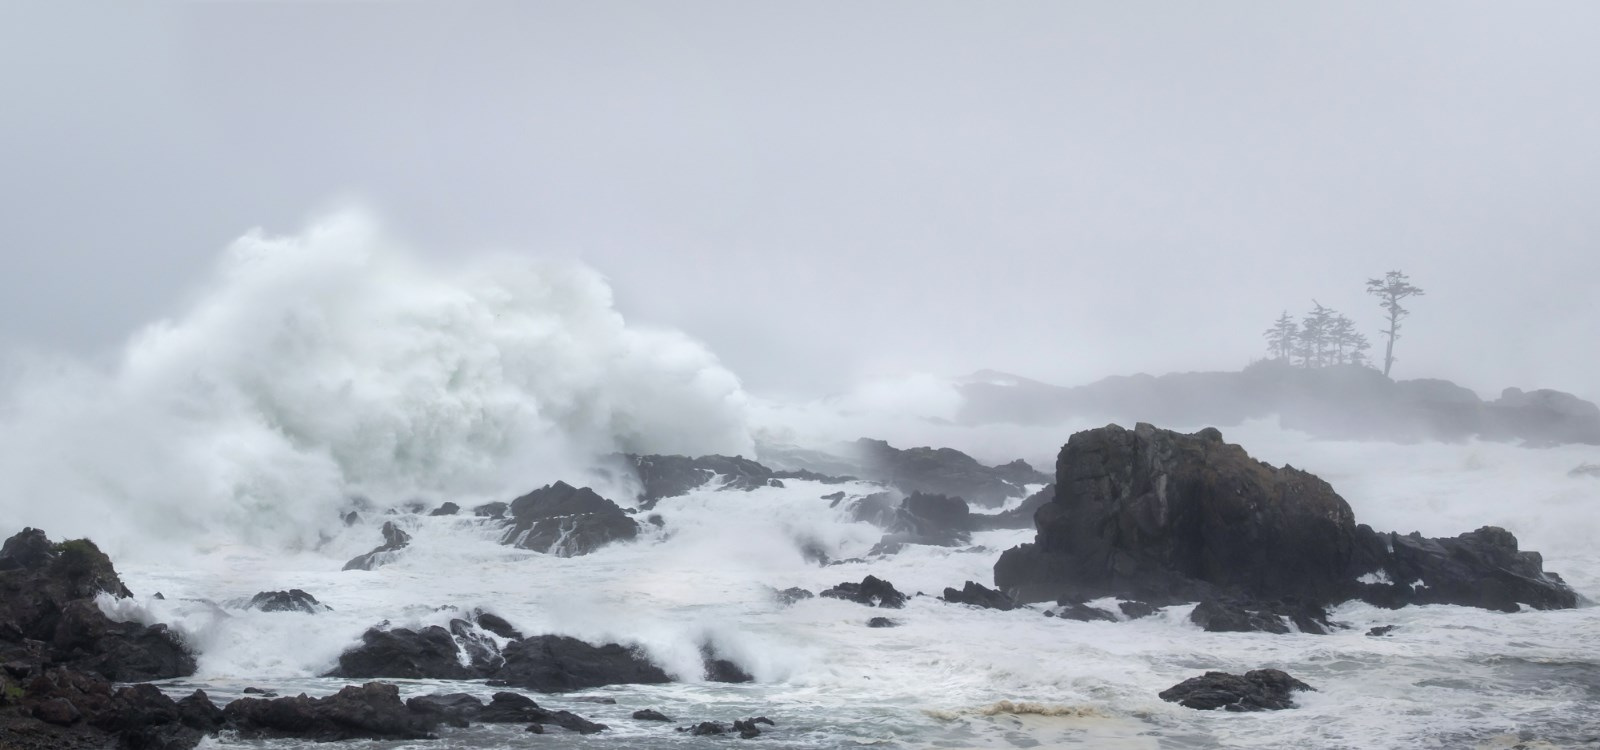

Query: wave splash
[0,212,751,558]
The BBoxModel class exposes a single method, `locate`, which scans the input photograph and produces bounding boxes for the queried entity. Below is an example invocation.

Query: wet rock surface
[342,521,412,571]
[851,438,1042,507]
[994,424,1577,622]
[821,576,907,609]
[941,581,1015,611]
[243,589,329,614]
[1159,669,1314,711]
[498,482,639,558]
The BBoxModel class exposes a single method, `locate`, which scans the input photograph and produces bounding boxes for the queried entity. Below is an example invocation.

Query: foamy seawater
[96,426,1600,750]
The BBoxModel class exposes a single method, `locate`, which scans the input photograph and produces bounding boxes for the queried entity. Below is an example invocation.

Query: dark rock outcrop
[1047,601,1118,622]
[851,439,1040,507]
[474,611,524,640]
[1158,669,1314,711]
[941,581,1015,611]
[624,454,782,507]
[244,589,329,614]
[1349,525,1578,612]
[0,667,219,749]
[820,576,907,609]
[634,708,672,721]
[0,529,194,683]
[994,424,1577,619]
[496,635,670,692]
[971,484,1054,531]
[499,482,638,557]
[429,502,461,516]
[342,521,412,571]
[866,617,898,628]
[225,681,436,741]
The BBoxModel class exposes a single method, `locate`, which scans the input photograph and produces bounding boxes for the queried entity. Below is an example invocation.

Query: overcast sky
[2,2,1596,399]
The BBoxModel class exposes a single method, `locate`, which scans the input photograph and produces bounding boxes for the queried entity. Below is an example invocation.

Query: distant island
[956,361,1600,446]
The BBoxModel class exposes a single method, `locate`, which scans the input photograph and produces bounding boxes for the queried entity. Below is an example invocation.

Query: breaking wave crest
[0,212,751,558]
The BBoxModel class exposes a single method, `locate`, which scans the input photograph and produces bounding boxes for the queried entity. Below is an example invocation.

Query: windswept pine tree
[1366,270,1425,377]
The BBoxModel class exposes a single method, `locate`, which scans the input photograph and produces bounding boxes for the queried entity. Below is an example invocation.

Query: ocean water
[0,214,1595,748]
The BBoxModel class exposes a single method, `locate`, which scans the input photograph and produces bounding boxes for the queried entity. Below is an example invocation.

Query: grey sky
[3,1,1596,399]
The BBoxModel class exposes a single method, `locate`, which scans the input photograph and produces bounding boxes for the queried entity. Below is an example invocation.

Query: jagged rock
[1159,669,1314,711]
[241,687,276,696]
[866,617,898,628]
[851,439,1034,507]
[634,708,672,721]
[0,529,194,682]
[244,589,329,614]
[450,619,504,671]
[820,576,906,609]
[499,482,638,557]
[1350,526,1578,612]
[1367,625,1397,637]
[1189,596,1332,635]
[0,667,219,749]
[495,635,670,692]
[941,581,1014,611]
[342,521,412,571]
[625,454,780,507]
[225,681,436,741]
[993,424,1577,620]
[327,625,481,680]
[773,587,814,605]
[428,502,461,516]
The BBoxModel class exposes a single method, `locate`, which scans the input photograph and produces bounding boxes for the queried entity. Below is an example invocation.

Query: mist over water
[0,213,752,559]
[0,215,1596,748]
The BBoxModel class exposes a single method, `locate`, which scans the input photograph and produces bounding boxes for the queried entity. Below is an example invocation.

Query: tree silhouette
[1366,271,1425,377]
[1263,311,1297,362]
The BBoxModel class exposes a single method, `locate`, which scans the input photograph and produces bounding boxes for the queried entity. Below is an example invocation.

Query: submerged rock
[1158,669,1314,711]
[866,617,899,628]
[772,587,815,605]
[702,645,753,683]
[499,482,638,557]
[429,502,461,516]
[1189,596,1332,635]
[821,576,907,609]
[633,708,672,721]
[244,589,329,614]
[342,521,412,571]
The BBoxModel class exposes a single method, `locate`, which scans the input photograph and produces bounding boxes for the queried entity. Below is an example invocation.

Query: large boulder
[342,521,412,571]
[993,424,1576,617]
[499,482,638,557]
[941,581,1015,611]
[994,424,1357,605]
[0,666,220,749]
